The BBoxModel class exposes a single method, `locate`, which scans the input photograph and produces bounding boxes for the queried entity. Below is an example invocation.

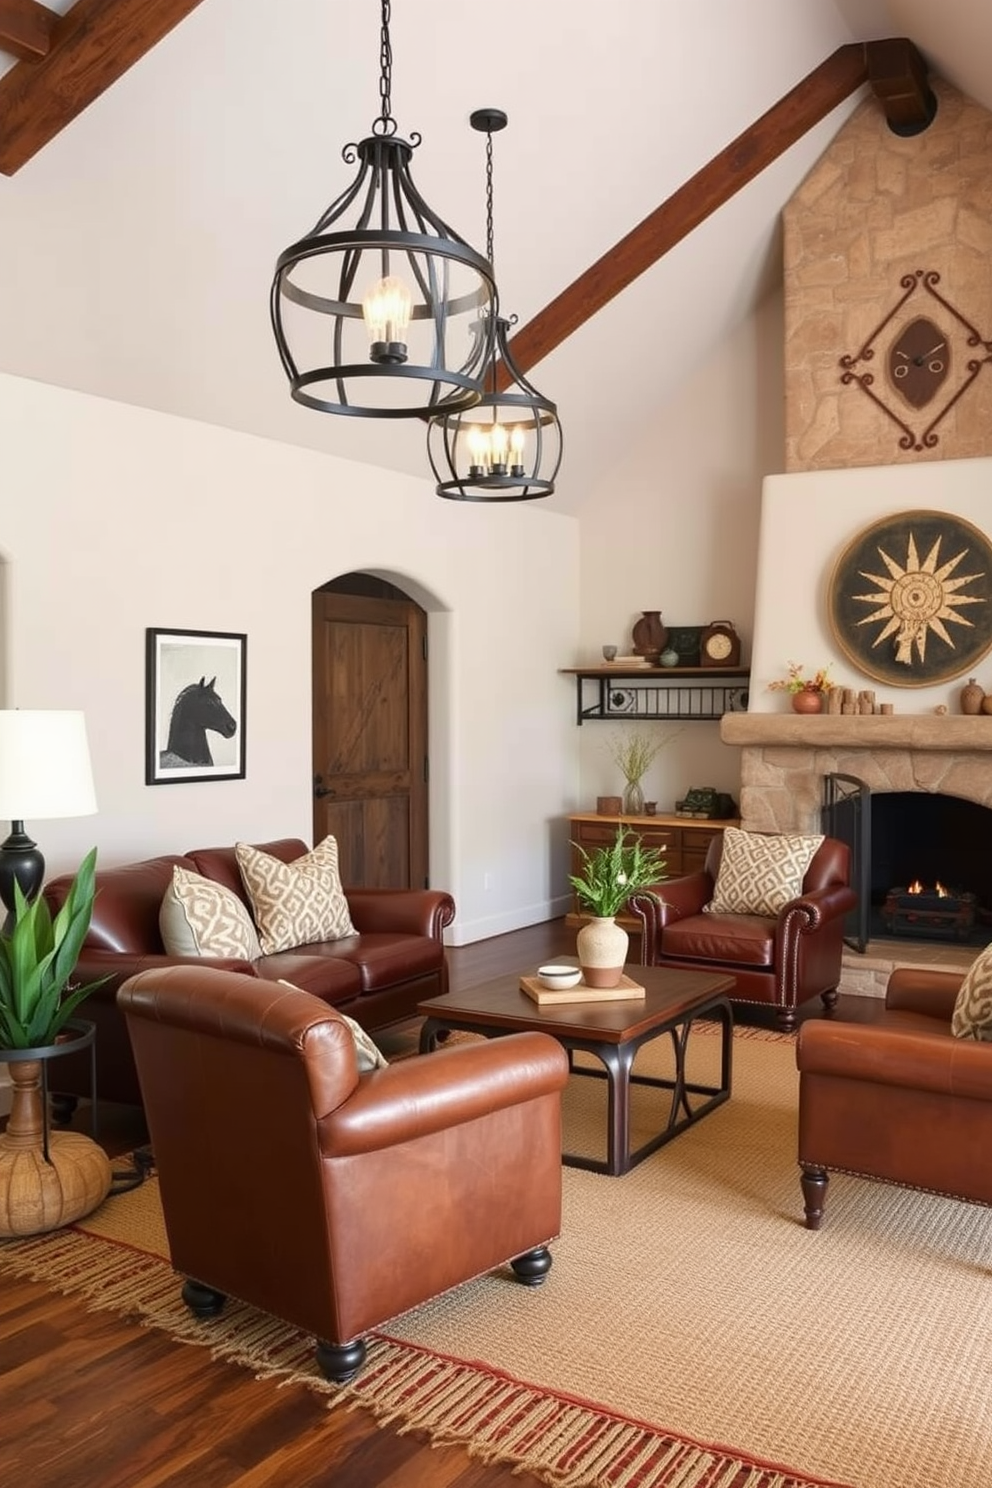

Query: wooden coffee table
[418,965,734,1177]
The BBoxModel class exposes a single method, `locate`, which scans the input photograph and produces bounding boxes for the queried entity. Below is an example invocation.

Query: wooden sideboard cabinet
[565,811,739,930]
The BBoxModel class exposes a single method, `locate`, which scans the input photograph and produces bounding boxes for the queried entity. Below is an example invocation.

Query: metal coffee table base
[419,991,733,1177]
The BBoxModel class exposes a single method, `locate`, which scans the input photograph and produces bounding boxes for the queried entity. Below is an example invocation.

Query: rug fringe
[0,1216,842,1488]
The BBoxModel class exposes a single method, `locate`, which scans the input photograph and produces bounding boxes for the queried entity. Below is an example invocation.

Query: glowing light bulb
[467,425,490,477]
[509,426,526,473]
[362,276,412,364]
[490,423,509,471]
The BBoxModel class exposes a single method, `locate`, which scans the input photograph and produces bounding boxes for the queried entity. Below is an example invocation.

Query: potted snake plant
[0,847,112,1238]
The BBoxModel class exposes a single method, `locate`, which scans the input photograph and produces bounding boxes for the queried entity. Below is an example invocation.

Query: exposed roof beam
[0,0,206,175]
[0,0,57,63]
[501,42,870,384]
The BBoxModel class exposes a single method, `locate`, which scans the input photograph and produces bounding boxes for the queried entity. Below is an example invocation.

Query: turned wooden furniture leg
[778,1006,797,1033]
[511,1246,553,1285]
[801,1164,829,1229]
[821,988,839,1014]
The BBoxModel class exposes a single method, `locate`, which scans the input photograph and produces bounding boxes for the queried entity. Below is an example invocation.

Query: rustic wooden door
[311,587,429,889]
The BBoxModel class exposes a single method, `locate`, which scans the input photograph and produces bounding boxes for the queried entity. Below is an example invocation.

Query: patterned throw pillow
[277,981,387,1070]
[236,836,356,955]
[159,865,262,960]
[951,944,992,1040]
[705,827,824,917]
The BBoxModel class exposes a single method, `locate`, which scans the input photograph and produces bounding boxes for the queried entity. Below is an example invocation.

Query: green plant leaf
[568,825,668,918]
[0,846,103,1050]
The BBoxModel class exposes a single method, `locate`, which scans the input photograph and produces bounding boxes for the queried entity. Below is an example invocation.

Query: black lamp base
[0,821,45,934]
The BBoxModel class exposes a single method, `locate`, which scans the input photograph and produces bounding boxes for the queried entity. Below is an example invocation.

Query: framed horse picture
[145,628,247,785]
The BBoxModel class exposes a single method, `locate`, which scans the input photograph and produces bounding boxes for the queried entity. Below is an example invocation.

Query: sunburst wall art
[827,510,992,687]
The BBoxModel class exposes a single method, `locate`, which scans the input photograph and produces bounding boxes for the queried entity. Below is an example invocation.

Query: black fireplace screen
[821,773,869,953]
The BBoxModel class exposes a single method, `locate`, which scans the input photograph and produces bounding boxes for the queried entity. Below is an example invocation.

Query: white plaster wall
[0,373,580,943]
[751,457,992,712]
[574,290,785,812]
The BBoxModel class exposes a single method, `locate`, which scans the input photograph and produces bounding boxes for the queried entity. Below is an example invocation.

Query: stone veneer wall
[784,78,992,473]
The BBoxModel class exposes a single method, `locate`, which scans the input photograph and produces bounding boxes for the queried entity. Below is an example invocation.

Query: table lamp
[0,710,97,930]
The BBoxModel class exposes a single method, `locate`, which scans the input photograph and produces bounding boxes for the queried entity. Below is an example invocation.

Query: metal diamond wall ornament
[839,270,992,452]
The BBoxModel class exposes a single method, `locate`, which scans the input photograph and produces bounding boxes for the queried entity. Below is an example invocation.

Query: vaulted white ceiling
[0,0,989,512]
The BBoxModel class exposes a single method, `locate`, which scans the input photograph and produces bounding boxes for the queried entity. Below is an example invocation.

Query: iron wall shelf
[560,667,750,725]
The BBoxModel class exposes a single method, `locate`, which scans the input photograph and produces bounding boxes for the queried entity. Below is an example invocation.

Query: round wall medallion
[828,510,992,687]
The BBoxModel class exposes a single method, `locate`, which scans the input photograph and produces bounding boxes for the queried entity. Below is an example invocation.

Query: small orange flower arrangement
[768,661,834,695]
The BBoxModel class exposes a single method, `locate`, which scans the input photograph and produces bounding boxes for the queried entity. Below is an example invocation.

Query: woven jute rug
[3,1026,992,1488]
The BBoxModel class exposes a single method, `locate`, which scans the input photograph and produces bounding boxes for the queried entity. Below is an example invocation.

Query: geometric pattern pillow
[235,836,356,955]
[277,981,387,1070]
[705,827,825,917]
[159,864,262,960]
[951,943,992,1040]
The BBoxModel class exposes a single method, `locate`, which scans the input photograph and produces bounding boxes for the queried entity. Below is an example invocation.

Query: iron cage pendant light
[270,0,496,420]
[428,108,563,501]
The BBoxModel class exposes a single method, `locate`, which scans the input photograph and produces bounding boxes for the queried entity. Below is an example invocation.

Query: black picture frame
[145,628,247,785]
[827,510,992,688]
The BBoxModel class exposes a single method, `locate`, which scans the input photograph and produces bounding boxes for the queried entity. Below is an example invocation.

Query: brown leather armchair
[630,835,856,1031]
[797,967,992,1228]
[117,965,569,1383]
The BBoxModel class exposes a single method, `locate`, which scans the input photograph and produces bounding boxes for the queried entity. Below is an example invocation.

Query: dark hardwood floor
[1,918,871,1487]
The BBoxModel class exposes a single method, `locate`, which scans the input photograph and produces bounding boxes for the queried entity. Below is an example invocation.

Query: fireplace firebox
[824,781,992,949]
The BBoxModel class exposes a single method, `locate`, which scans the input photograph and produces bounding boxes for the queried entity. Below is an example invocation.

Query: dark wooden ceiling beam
[500,42,870,384]
[0,0,57,63]
[0,0,207,175]
[866,37,935,135]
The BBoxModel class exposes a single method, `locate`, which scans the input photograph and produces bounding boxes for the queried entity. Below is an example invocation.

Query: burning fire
[907,880,949,897]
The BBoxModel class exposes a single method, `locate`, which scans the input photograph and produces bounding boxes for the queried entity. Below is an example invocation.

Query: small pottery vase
[791,688,823,715]
[576,916,629,989]
[660,647,680,668]
[631,610,668,664]
[961,678,984,715]
[622,779,646,816]
[982,694,992,716]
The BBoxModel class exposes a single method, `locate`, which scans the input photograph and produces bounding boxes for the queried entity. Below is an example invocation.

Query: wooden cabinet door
[312,592,428,889]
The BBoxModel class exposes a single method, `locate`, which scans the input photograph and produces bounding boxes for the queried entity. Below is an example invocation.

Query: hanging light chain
[373,0,396,136]
[484,126,496,270]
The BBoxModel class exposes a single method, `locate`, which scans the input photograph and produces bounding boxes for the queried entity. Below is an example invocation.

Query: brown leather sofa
[630,835,857,1030]
[118,965,569,1382]
[43,838,455,1109]
[797,967,992,1228]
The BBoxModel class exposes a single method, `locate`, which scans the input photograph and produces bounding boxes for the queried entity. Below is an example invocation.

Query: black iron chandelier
[427,109,563,501]
[269,0,496,419]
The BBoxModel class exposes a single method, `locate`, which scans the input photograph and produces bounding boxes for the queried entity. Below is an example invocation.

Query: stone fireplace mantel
[720,712,992,836]
[721,715,992,753]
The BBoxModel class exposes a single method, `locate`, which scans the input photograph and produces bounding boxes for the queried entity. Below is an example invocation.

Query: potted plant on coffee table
[0,846,112,1237]
[569,825,667,988]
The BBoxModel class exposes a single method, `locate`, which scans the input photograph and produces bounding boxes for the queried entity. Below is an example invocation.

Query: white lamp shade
[0,710,97,820]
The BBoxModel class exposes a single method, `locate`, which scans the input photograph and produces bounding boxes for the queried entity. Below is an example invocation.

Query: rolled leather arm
[778,884,858,935]
[885,967,963,1020]
[321,1032,570,1158]
[344,887,456,940]
[797,1017,992,1101]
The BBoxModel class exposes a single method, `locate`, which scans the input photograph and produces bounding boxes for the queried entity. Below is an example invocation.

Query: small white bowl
[537,964,583,991]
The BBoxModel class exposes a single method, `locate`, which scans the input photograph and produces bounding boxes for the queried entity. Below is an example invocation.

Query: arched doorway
[312,574,429,889]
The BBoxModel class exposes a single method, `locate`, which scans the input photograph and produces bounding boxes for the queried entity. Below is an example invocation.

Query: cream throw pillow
[236,836,356,954]
[705,827,824,917]
[160,865,262,960]
[277,981,387,1070]
[951,944,992,1040]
